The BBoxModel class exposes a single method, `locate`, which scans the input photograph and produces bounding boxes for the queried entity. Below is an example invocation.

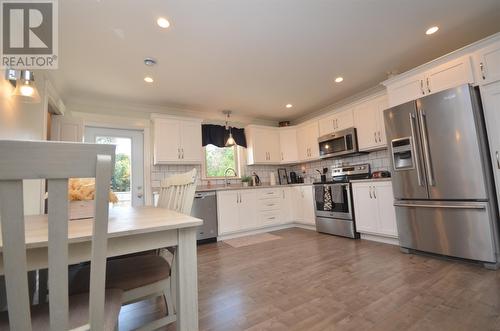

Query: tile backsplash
[151,148,391,190]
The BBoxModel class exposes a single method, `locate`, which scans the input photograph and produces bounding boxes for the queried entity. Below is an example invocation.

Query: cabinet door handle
[281,152,284,161]
[480,62,486,80]
[373,187,377,199]
[333,119,336,130]
[282,189,285,199]
[378,131,381,142]
[369,186,372,199]
[181,148,184,159]
[496,151,500,170]
[178,148,181,159]
[420,80,425,95]
[426,77,431,93]
[374,132,377,143]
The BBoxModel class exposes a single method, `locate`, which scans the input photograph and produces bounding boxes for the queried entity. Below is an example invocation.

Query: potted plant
[241,175,252,187]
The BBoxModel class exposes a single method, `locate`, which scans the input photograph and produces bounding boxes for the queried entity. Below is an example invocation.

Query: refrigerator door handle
[394,202,486,210]
[496,151,500,170]
[409,112,424,186]
[418,109,435,186]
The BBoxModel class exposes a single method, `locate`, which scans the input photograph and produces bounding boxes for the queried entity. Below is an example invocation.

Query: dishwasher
[191,191,218,243]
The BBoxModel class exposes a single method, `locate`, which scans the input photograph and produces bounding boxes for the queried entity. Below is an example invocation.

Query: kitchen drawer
[258,211,281,226]
[257,198,282,211]
[257,188,281,200]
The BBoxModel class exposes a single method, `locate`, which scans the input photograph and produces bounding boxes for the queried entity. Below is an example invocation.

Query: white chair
[71,168,198,330]
[0,140,120,331]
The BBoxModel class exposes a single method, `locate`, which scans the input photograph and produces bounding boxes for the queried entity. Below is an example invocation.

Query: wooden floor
[119,228,500,331]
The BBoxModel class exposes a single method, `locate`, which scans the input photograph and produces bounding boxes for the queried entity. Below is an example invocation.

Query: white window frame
[202,144,243,180]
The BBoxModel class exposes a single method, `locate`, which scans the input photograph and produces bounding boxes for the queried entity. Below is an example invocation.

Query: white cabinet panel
[51,115,84,142]
[297,122,319,161]
[217,191,239,235]
[352,181,397,238]
[319,109,354,136]
[239,190,257,230]
[480,81,500,217]
[153,117,202,164]
[279,128,298,164]
[426,56,474,95]
[473,41,500,85]
[291,185,315,225]
[280,187,292,223]
[387,74,426,108]
[354,95,388,151]
[246,126,281,165]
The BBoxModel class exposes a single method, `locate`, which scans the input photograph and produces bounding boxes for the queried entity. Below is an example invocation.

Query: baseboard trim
[360,233,399,246]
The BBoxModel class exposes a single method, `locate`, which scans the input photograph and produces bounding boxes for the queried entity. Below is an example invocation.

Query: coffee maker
[289,171,298,184]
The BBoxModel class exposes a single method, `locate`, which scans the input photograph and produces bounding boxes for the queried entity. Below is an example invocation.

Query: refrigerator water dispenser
[391,137,414,170]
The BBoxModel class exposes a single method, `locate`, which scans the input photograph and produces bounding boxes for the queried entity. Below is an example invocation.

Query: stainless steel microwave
[318,127,359,159]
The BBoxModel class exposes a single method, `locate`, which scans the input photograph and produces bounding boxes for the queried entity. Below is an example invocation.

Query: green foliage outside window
[205,144,238,177]
[113,153,131,192]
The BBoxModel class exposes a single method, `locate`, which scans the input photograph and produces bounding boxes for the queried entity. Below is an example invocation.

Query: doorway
[85,127,144,207]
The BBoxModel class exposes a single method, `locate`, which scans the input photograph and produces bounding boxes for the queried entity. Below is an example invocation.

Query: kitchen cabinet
[51,115,84,142]
[217,191,240,234]
[279,127,299,164]
[353,95,388,151]
[318,109,354,136]
[246,125,281,165]
[385,55,474,107]
[291,185,315,225]
[352,180,397,238]
[473,40,500,85]
[152,116,202,165]
[480,81,500,217]
[279,187,293,223]
[297,121,320,161]
[238,190,258,230]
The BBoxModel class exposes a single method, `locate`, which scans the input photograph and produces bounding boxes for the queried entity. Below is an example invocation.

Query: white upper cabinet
[152,116,202,165]
[51,115,84,142]
[473,40,500,85]
[297,121,320,161]
[385,55,474,107]
[354,95,388,151]
[246,125,281,165]
[318,109,354,136]
[279,127,298,164]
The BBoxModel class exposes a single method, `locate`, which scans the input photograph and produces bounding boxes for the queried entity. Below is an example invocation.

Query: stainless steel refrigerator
[384,84,500,266]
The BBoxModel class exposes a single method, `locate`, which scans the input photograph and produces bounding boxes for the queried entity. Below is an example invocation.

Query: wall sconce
[6,69,41,103]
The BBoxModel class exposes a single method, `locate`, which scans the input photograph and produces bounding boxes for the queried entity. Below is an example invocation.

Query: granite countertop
[196,182,313,192]
[349,177,392,183]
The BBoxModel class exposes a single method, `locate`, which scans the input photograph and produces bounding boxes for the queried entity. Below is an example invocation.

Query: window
[204,144,239,178]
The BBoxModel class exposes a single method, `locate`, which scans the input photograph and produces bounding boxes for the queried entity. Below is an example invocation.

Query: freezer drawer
[394,201,496,262]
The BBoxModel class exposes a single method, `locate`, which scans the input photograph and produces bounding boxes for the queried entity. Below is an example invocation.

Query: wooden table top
[0,206,203,250]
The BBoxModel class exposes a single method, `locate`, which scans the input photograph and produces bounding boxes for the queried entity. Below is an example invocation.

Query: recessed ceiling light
[286,104,293,109]
[335,77,344,83]
[157,17,170,29]
[426,26,439,35]
[144,77,154,83]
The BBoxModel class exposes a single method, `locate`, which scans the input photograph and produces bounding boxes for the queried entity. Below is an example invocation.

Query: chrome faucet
[224,167,237,186]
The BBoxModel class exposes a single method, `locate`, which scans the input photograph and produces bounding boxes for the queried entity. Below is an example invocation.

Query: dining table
[0,205,203,331]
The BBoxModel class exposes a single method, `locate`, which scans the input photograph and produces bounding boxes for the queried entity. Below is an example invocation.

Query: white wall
[0,70,48,215]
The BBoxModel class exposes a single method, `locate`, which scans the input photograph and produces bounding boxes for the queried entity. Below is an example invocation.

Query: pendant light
[10,70,41,103]
[223,110,236,147]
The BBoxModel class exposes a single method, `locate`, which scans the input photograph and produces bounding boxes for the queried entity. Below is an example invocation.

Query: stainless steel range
[314,164,370,238]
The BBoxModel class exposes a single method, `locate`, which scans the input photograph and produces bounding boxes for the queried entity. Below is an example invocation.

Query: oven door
[318,128,357,158]
[313,183,352,220]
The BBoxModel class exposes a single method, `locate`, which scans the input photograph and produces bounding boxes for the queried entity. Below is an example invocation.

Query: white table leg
[175,227,198,331]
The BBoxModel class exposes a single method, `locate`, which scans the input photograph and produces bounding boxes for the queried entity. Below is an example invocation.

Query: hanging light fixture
[8,70,41,103]
[223,110,236,147]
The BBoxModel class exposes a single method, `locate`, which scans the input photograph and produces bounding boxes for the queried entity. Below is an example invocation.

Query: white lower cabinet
[217,185,315,236]
[352,180,397,238]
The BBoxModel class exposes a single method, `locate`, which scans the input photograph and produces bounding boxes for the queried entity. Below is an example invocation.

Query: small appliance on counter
[372,170,391,179]
[252,172,261,186]
[313,163,371,239]
[289,171,298,184]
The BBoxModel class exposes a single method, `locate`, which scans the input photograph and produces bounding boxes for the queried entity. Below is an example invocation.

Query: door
[376,96,388,146]
[51,115,84,142]
[217,191,239,234]
[180,121,202,163]
[387,73,426,107]
[301,186,316,225]
[154,119,181,163]
[265,129,281,163]
[374,182,398,237]
[279,128,298,163]
[418,85,488,200]
[238,190,257,230]
[425,56,474,95]
[280,187,292,223]
[474,41,500,85]
[480,81,500,214]
[85,127,145,207]
[305,122,320,159]
[384,101,428,200]
[334,109,354,131]
[354,100,379,151]
[352,183,378,233]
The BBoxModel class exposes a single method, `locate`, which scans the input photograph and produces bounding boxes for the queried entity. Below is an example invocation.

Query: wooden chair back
[0,140,115,331]
[157,169,198,214]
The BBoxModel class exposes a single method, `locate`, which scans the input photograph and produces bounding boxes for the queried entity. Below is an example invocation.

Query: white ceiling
[50,0,500,121]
